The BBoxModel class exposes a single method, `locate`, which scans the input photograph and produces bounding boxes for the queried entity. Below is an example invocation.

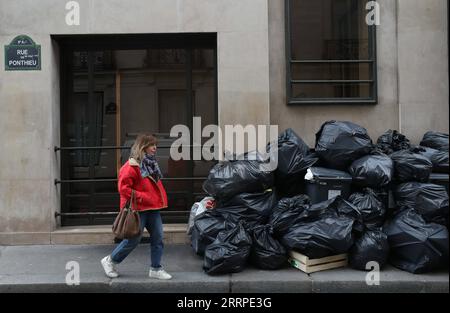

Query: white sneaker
[149,268,172,280]
[101,255,119,278]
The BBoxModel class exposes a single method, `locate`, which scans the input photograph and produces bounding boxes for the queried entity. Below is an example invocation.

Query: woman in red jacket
[101,133,172,280]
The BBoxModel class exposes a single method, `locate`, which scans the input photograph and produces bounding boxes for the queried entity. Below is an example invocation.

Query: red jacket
[118,158,168,211]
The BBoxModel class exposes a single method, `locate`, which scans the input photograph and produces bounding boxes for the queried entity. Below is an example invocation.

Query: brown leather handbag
[112,190,141,239]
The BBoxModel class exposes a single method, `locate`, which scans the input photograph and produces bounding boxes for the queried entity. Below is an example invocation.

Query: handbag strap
[124,189,137,211]
[130,189,138,211]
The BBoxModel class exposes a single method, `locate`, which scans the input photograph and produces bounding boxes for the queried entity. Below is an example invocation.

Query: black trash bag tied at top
[394,182,449,226]
[279,196,357,259]
[349,230,390,271]
[384,209,449,274]
[390,149,433,183]
[203,151,274,201]
[348,188,387,230]
[267,128,318,197]
[348,153,394,188]
[203,222,253,275]
[376,129,411,155]
[315,120,373,170]
[249,224,288,270]
[420,131,449,152]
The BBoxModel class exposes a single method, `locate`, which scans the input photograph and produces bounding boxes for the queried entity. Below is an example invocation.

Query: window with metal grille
[286,0,377,104]
[54,34,217,226]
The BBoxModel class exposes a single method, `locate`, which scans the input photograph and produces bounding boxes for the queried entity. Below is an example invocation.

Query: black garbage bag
[307,151,329,168]
[430,151,449,174]
[349,154,394,188]
[384,209,449,274]
[249,225,288,270]
[203,152,274,201]
[288,195,364,236]
[420,131,449,152]
[349,230,389,271]
[279,196,361,258]
[191,211,235,256]
[348,189,386,230]
[416,146,449,173]
[268,195,310,237]
[373,187,390,213]
[394,182,449,225]
[390,150,433,182]
[376,130,411,155]
[213,206,263,230]
[203,223,253,275]
[217,189,277,222]
[213,190,277,229]
[305,196,364,235]
[268,128,318,197]
[315,121,373,170]
[273,128,310,157]
[280,216,355,259]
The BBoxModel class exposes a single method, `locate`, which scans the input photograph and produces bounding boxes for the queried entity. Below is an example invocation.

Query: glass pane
[291,62,371,80]
[291,82,372,99]
[62,44,217,226]
[290,0,370,60]
[118,48,187,150]
[67,51,116,182]
[192,49,216,164]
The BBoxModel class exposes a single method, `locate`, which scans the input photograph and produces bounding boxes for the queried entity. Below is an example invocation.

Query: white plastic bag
[187,197,215,235]
[305,168,314,181]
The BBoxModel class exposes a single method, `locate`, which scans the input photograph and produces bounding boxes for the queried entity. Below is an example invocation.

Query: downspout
[396,0,402,133]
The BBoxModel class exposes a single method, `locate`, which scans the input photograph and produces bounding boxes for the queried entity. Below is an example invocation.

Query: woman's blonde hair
[129,133,158,163]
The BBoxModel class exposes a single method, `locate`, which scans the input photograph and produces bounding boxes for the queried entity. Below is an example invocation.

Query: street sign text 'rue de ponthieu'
[5,35,41,71]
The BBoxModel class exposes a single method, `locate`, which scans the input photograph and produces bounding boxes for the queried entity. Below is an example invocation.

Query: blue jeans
[110,210,164,269]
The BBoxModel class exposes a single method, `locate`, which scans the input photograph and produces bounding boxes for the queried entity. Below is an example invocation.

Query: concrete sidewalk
[0,244,448,293]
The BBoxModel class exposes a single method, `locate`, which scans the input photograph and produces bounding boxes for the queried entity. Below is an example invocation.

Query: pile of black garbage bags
[190,121,449,275]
